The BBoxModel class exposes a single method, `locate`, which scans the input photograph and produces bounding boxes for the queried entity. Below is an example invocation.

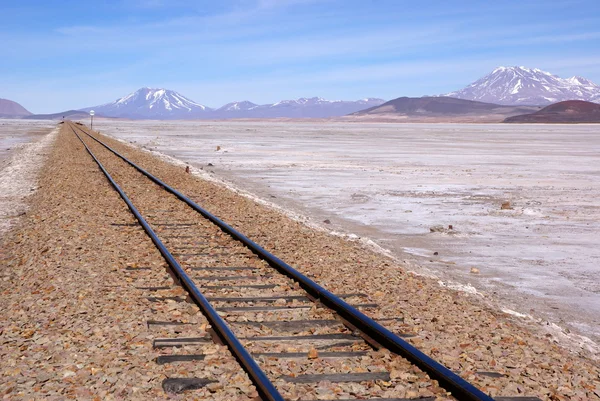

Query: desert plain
[86,119,600,349]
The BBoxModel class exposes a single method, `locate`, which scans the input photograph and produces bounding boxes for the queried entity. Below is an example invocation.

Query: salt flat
[94,120,600,343]
[0,120,56,235]
[0,119,55,166]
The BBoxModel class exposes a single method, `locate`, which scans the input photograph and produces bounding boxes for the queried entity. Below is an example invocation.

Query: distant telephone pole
[90,110,95,130]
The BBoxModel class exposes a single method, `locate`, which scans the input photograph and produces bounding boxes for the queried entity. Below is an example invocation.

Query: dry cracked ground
[1,123,599,400]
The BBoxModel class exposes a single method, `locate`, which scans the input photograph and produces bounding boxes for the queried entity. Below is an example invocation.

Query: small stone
[323,219,331,224]
[501,201,512,210]
[470,267,480,274]
[433,251,439,256]
[430,225,445,233]
[37,373,52,383]
[390,369,402,379]
[307,347,319,359]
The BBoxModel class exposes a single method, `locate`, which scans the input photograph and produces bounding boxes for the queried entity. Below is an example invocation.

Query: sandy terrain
[87,120,600,348]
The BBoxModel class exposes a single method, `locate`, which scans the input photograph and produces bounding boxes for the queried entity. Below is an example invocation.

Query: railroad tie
[162,378,215,394]
[153,337,211,349]
[156,354,206,365]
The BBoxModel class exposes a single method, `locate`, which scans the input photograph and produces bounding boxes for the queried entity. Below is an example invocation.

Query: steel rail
[76,124,495,401]
[69,125,285,401]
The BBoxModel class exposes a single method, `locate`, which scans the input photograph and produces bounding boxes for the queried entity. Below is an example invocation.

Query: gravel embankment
[1,123,599,400]
[0,124,255,400]
[77,124,452,400]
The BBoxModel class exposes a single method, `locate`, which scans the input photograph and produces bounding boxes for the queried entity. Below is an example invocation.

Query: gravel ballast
[1,123,599,400]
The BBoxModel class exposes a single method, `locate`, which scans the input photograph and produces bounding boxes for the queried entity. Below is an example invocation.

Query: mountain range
[80,88,385,119]
[4,66,600,121]
[445,66,600,105]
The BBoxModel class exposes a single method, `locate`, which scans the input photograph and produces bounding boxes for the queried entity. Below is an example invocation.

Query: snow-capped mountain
[270,97,381,107]
[81,89,385,119]
[445,66,600,105]
[210,101,259,119]
[210,97,385,118]
[271,97,336,106]
[244,97,385,118]
[82,88,212,119]
[217,101,259,112]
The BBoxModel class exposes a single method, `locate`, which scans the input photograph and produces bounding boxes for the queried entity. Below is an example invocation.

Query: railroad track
[67,122,540,401]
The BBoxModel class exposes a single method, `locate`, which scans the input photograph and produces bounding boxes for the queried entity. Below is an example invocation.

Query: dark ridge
[352,96,537,116]
[504,100,600,123]
[23,109,94,120]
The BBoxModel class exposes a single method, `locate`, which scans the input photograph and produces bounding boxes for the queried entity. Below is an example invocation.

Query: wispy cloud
[2,0,599,112]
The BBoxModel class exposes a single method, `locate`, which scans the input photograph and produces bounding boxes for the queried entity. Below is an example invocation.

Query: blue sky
[2,0,600,113]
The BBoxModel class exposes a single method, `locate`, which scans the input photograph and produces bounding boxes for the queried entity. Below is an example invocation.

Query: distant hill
[0,98,32,118]
[504,100,600,123]
[444,66,600,106]
[23,110,91,120]
[231,97,385,119]
[352,96,536,117]
[218,100,259,111]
